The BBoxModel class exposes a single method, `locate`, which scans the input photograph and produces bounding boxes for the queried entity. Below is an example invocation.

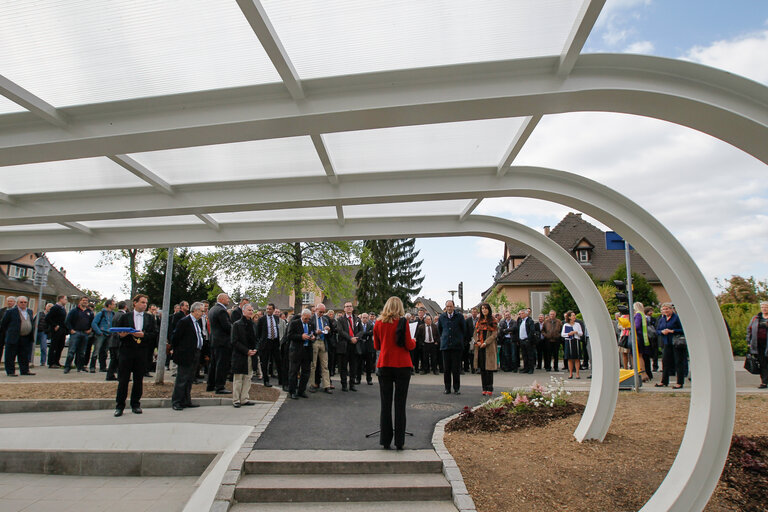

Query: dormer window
[571,237,594,264]
[577,249,591,263]
[8,264,32,279]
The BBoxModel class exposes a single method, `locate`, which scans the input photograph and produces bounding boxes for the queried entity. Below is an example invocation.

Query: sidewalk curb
[209,389,287,512]
[0,397,271,414]
[432,411,477,512]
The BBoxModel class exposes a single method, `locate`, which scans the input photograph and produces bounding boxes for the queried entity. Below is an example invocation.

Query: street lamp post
[31,256,52,355]
[448,289,457,304]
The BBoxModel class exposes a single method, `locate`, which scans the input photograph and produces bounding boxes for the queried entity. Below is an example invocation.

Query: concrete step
[235,473,452,503]
[231,501,458,511]
[246,449,443,474]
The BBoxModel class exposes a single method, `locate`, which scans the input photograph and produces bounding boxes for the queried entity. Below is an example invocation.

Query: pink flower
[530,381,545,393]
[513,394,530,406]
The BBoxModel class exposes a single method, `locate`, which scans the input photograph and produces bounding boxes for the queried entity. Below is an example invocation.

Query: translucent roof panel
[80,215,203,230]
[210,207,338,224]
[344,200,467,218]
[0,1,281,107]
[325,118,526,173]
[0,95,25,115]
[0,157,149,195]
[0,223,68,233]
[262,0,583,78]
[130,137,326,185]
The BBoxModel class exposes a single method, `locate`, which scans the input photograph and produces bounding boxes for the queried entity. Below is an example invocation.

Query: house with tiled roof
[412,297,443,318]
[482,213,670,317]
[0,253,84,312]
[263,265,360,314]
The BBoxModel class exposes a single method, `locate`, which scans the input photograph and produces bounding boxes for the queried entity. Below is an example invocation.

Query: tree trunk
[293,242,303,312]
[129,248,138,299]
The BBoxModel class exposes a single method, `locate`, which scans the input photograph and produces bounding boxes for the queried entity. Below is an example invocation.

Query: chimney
[543,226,550,236]
[60,266,66,276]
[575,213,582,218]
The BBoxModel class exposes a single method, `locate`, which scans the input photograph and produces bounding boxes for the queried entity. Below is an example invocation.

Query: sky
[44,0,768,309]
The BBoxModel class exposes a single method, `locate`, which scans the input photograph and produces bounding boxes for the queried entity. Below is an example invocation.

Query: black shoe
[63,368,70,374]
[206,387,215,392]
[381,444,391,450]
[105,376,117,381]
[20,372,36,376]
[7,373,18,377]
[131,407,142,414]
[349,386,357,392]
[264,382,273,388]
[114,409,123,417]
[324,388,333,394]
[172,404,184,411]
[282,385,289,392]
[233,402,241,408]
[185,403,200,408]
[342,386,348,392]
[396,445,404,451]
[298,392,309,398]
[454,390,461,395]
[89,369,96,373]
[242,401,256,406]
[546,368,552,372]
[215,389,232,395]
[309,386,318,393]
[759,384,767,389]
[290,393,299,399]
[143,373,151,378]
[100,369,107,373]
[367,380,373,385]
[443,389,451,394]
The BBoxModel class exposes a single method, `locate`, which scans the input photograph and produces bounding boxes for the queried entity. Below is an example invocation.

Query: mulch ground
[444,393,768,512]
[446,403,585,434]
[0,381,279,402]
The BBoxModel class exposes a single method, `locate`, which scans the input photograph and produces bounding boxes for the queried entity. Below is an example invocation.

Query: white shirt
[425,325,433,343]
[192,319,203,349]
[134,311,144,331]
[518,317,528,340]
[268,315,277,339]
[19,308,29,320]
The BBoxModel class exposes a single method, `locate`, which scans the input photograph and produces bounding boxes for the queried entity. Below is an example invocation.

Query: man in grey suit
[206,293,233,394]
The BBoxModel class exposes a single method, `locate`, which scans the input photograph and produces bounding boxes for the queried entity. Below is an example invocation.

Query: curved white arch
[0,54,765,168]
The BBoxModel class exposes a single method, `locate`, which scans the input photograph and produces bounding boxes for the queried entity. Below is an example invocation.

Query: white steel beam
[196,213,220,231]
[59,221,92,235]
[108,155,174,195]
[1,54,765,167]
[0,192,14,205]
[0,74,68,128]
[497,114,542,176]
[458,198,482,222]
[311,134,338,184]
[236,0,304,100]
[335,205,345,226]
[558,0,607,77]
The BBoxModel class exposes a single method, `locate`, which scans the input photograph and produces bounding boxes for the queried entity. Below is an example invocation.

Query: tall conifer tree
[355,239,424,312]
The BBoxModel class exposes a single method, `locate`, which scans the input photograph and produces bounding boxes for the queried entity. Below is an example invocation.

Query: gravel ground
[445,392,768,512]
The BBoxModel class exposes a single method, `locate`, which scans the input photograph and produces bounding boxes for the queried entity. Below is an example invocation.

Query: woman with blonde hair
[373,296,416,450]
[633,302,652,382]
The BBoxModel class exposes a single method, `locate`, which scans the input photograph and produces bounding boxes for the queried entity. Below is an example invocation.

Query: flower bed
[445,377,584,434]
[716,435,768,512]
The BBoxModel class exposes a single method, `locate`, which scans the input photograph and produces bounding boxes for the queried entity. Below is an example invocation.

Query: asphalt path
[254,377,487,450]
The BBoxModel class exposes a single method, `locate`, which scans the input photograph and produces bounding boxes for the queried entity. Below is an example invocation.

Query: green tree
[484,288,526,315]
[355,239,424,312]
[541,280,579,318]
[720,303,761,356]
[597,282,621,315]
[135,248,221,307]
[715,275,768,305]
[609,264,658,308]
[77,287,109,311]
[193,242,362,307]
[96,249,146,298]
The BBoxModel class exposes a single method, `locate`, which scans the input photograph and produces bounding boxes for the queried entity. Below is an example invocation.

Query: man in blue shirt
[90,299,115,373]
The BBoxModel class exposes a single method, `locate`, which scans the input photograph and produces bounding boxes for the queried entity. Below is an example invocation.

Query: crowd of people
[3,294,768,420]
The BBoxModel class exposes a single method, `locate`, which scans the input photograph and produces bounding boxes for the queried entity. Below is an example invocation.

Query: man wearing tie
[114,294,158,417]
[335,301,361,392]
[256,303,280,388]
[287,309,315,399]
[170,302,205,410]
[309,304,332,394]
[357,312,375,385]
[416,314,439,375]
[206,293,233,395]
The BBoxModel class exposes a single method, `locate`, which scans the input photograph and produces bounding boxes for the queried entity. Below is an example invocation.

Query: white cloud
[625,40,654,54]
[681,27,768,84]
[474,238,504,260]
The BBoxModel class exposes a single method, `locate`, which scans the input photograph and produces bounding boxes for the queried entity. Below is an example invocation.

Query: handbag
[745,354,762,375]
[672,334,687,348]
[618,335,629,349]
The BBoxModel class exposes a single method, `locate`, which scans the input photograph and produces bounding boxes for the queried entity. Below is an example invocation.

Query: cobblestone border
[432,411,477,512]
[209,390,287,512]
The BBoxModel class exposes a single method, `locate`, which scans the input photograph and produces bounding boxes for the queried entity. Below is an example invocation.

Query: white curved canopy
[1,2,766,512]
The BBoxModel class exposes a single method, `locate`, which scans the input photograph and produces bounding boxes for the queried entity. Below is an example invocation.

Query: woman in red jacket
[373,296,416,450]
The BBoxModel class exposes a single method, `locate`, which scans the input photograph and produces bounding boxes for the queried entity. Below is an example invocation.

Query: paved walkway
[0,474,197,512]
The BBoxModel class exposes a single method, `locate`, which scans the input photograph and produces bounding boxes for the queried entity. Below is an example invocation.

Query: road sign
[605,231,634,251]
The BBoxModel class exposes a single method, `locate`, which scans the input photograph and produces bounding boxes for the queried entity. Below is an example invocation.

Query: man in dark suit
[335,301,362,392]
[170,301,204,410]
[0,296,35,376]
[357,312,375,385]
[114,294,158,416]
[206,293,233,395]
[286,308,315,399]
[0,296,16,364]
[498,311,516,372]
[437,300,465,395]
[230,298,249,324]
[415,314,439,374]
[516,309,536,374]
[464,307,479,373]
[535,313,546,370]
[255,303,280,388]
[46,295,68,368]
[169,301,188,339]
